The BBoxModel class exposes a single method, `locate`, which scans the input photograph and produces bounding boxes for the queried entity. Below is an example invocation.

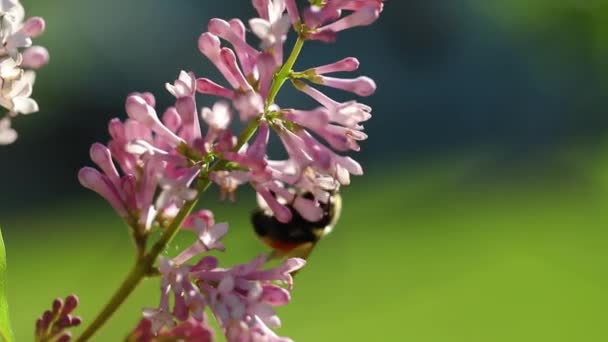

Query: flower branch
[65,1,384,341]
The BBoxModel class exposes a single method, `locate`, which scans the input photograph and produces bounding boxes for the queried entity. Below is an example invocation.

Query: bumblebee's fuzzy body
[251,193,342,260]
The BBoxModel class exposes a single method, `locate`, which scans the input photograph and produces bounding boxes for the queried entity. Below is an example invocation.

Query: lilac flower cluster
[75,0,384,340]
[0,0,49,144]
[135,210,306,342]
[34,295,81,342]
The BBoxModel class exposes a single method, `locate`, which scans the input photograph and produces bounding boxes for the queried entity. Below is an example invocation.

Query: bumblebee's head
[251,191,342,260]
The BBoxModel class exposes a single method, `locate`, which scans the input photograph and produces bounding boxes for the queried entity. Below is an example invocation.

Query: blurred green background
[2,0,608,340]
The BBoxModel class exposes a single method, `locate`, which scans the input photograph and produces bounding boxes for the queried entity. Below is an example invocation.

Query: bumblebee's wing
[324,193,342,235]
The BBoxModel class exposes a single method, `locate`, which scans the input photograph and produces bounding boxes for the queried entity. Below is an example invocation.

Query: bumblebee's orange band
[260,237,301,254]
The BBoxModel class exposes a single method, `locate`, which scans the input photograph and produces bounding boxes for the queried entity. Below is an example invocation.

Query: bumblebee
[251,191,342,260]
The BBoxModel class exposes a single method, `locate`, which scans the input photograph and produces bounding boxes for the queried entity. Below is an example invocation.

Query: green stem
[75,36,303,341]
[266,37,305,109]
[73,263,145,341]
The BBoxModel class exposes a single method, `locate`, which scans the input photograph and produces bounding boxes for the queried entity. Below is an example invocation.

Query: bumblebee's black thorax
[251,193,339,245]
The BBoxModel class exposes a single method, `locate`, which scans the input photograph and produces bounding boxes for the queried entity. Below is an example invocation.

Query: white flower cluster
[0,0,48,145]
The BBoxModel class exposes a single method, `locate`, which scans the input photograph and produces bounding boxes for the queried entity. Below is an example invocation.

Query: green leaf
[0,227,13,342]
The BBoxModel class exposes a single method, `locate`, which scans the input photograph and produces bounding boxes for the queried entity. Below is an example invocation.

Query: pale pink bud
[125,95,158,128]
[89,143,121,186]
[220,48,252,91]
[229,18,257,75]
[208,18,259,59]
[125,95,184,146]
[108,118,125,140]
[321,6,380,33]
[198,32,240,88]
[198,32,221,56]
[256,53,277,99]
[21,46,49,69]
[196,78,234,99]
[162,107,182,133]
[229,18,246,40]
[22,17,46,37]
[312,57,359,74]
[316,75,376,96]
[131,92,156,107]
[78,167,127,217]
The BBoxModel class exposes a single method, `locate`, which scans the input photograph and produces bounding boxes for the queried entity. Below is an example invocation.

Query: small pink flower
[201,101,231,132]
[309,57,360,74]
[173,220,229,265]
[319,5,380,33]
[21,45,49,69]
[233,90,264,121]
[155,165,201,210]
[141,308,176,334]
[295,81,372,129]
[303,2,384,42]
[208,18,259,74]
[249,0,290,53]
[314,75,377,97]
[125,95,185,147]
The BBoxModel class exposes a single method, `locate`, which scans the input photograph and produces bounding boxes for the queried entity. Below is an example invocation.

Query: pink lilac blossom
[0,0,49,144]
[142,213,305,342]
[194,0,382,222]
[78,90,208,232]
